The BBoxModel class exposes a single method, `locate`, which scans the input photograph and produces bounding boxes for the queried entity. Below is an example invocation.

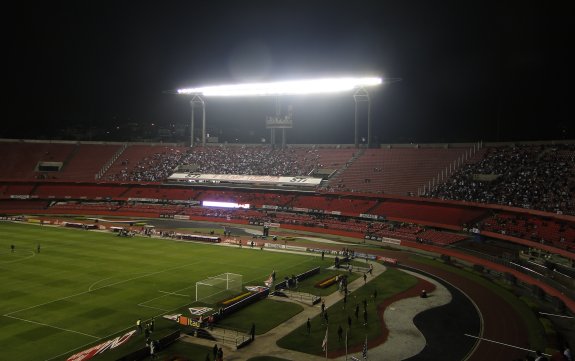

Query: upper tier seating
[104,144,181,182]
[2,140,573,216]
[328,147,479,195]
[0,141,76,179]
[104,145,318,181]
[0,141,123,181]
[60,144,122,180]
[428,144,575,215]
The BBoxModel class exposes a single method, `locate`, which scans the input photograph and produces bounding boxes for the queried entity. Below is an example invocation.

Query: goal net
[195,273,243,303]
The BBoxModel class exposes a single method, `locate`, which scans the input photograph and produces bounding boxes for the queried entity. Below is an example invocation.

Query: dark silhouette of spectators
[427,144,575,216]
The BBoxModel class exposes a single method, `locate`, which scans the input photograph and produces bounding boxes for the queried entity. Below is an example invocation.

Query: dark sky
[4,1,573,144]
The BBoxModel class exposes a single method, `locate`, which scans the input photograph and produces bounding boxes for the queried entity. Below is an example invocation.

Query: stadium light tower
[177,76,383,147]
[189,94,205,147]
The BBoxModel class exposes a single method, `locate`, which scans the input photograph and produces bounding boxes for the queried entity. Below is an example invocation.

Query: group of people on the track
[136,318,158,359]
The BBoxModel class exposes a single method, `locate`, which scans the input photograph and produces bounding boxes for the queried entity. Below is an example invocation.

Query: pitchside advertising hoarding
[66,330,136,361]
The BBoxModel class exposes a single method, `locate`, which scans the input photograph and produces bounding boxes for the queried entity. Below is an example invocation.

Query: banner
[264,274,273,287]
[163,314,181,321]
[285,245,308,252]
[376,256,398,265]
[245,286,268,292]
[66,330,136,361]
[167,173,322,187]
[360,213,384,220]
[189,307,212,316]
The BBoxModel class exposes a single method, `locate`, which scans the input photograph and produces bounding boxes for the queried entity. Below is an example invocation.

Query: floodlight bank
[177,77,382,97]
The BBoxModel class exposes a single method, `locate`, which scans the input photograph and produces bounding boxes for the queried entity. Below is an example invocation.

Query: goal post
[195,273,243,303]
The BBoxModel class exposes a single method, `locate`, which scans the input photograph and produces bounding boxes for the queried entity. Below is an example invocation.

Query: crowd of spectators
[427,144,575,215]
[106,145,322,182]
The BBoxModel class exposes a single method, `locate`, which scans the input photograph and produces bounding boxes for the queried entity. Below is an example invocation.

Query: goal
[195,273,243,303]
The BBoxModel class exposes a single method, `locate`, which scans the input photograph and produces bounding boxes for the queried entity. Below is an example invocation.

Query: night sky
[4,1,573,144]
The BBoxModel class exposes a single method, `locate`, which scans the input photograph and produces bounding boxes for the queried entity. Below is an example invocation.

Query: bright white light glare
[202,201,250,209]
[177,77,382,97]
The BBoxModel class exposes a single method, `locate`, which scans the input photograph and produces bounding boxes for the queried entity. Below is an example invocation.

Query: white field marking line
[463,334,551,356]
[46,298,180,361]
[50,254,309,360]
[88,275,118,292]
[4,261,202,317]
[0,250,36,264]
[137,303,170,312]
[138,258,294,308]
[18,225,234,360]
[87,272,149,292]
[539,312,574,319]
[138,284,196,307]
[48,248,313,360]
[398,266,484,361]
[47,284,195,361]
[4,314,99,339]
[159,290,190,297]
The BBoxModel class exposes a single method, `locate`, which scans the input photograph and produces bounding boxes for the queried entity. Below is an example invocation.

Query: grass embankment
[277,267,417,356]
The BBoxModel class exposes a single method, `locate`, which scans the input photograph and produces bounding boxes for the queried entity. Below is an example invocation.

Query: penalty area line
[159,290,190,297]
[137,303,170,312]
[3,314,100,339]
[464,334,551,357]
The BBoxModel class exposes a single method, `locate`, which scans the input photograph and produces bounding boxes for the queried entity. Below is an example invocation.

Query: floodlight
[177,77,382,97]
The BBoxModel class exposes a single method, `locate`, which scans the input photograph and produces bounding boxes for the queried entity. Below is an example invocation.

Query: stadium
[2,2,574,361]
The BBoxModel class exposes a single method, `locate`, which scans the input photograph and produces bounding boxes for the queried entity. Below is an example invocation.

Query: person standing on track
[149,339,157,359]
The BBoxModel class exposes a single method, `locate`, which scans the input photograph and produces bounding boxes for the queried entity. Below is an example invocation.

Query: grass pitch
[0,221,328,361]
[277,267,418,355]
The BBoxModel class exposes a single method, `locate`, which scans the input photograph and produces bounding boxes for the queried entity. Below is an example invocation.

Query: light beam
[177,77,382,97]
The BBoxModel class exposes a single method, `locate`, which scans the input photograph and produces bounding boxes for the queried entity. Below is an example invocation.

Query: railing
[276,289,321,305]
[452,246,575,301]
[95,143,127,180]
[419,140,483,196]
[196,325,251,348]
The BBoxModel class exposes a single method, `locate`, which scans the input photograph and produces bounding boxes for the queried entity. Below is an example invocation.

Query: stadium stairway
[270,289,321,306]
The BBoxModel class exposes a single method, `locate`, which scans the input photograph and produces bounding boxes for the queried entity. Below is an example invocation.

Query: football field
[0,221,323,360]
